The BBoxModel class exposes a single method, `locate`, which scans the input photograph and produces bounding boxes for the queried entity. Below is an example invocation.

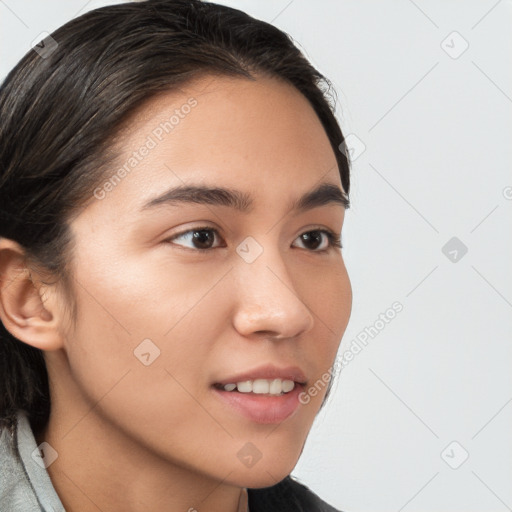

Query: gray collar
[0,410,65,512]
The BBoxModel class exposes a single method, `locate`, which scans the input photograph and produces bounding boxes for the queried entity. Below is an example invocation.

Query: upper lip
[214,364,307,386]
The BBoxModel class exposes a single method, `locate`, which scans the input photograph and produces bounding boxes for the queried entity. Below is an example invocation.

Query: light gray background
[1,1,511,511]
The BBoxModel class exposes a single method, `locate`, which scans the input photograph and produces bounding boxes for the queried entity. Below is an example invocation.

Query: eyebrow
[140,182,350,213]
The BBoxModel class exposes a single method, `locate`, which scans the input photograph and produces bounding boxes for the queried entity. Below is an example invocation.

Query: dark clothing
[248,475,342,511]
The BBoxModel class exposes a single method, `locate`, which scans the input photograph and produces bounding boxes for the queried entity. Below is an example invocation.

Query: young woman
[0,1,352,510]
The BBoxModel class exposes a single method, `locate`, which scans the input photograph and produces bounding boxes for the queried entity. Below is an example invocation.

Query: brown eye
[165,227,224,250]
[293,230,342,252]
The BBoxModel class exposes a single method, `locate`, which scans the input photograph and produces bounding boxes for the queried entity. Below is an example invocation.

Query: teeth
[222,378,296,395]
[282,379,295,393]
[237,380,253,393]
[269,378,282,394]
[252,379,270,394]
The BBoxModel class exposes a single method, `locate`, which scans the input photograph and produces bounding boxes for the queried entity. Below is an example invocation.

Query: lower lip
[212,384,303,424]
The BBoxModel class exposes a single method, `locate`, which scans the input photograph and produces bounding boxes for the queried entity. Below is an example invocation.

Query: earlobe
[0,238,65,351]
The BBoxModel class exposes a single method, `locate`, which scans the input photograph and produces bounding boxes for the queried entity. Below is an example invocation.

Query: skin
[0,73,352,512]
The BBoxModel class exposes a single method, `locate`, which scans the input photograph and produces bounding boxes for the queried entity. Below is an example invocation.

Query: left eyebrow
[140,181,349,213]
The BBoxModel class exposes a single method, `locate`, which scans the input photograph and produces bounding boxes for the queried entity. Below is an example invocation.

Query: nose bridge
[231,235,314,338]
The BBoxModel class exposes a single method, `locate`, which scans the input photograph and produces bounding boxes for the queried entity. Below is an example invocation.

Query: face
[55,74,352,487]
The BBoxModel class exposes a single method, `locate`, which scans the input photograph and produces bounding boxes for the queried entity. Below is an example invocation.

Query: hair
[0,0,351,438]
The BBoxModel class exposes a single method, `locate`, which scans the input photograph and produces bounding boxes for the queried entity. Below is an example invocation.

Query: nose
[231,244,315,340]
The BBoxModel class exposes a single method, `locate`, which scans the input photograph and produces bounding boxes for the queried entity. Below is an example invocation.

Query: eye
[292,229,342,252]
[165,226,224,251]
[163,226,342,252]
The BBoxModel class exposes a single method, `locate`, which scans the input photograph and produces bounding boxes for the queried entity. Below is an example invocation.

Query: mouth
[211,365,307,424]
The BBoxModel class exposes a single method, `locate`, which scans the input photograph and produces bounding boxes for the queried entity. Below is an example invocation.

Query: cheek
[299,261,351,399]
[304,258,352,343]
[61,271,234,460]
[64,267,220,381]
[62,251,232,418]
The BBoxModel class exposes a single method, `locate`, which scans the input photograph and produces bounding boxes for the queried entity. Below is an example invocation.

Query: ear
[0,237,65,351]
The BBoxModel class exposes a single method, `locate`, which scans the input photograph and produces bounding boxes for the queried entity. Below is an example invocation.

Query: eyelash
[163,226,343,253]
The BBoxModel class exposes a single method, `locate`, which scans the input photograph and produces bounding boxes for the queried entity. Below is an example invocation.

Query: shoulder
[247,475,343,512]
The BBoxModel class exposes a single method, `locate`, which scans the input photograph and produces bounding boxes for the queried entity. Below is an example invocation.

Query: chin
[224,449,302,489]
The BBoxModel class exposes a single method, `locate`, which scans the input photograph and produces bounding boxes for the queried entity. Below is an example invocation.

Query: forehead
[80,73,341,219]
[116,72,335,165]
